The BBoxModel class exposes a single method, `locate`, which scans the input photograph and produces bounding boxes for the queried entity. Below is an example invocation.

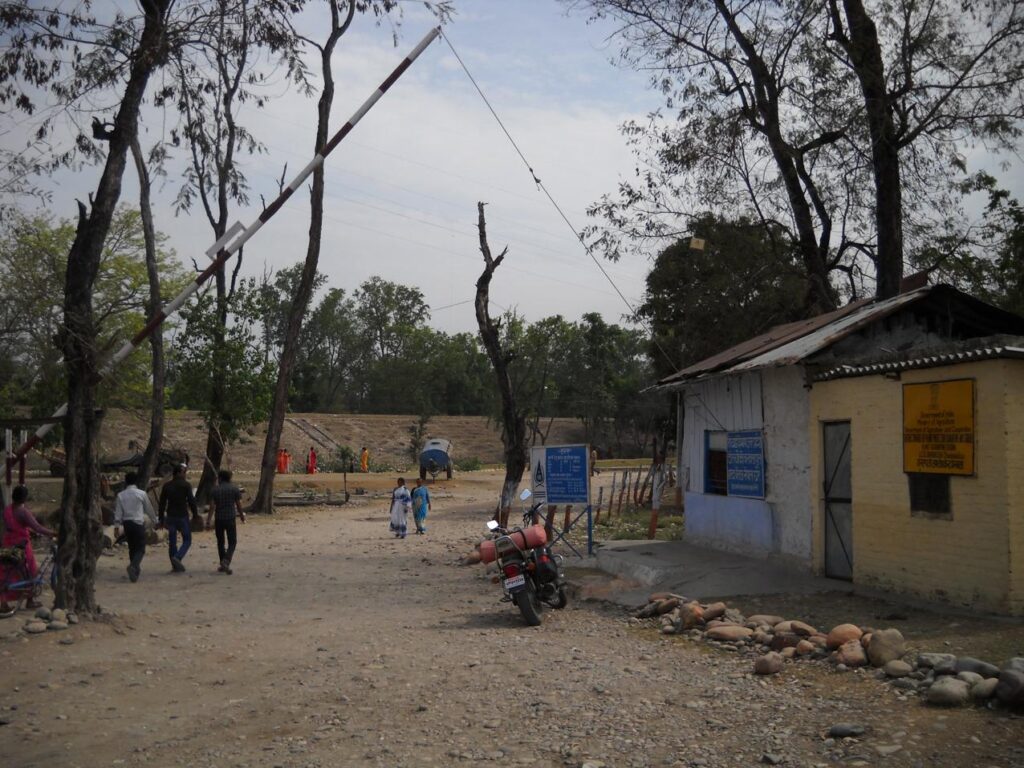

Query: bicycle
[0,542,59,616]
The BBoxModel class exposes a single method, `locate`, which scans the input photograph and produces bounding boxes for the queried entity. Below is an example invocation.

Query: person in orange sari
[306,446,317,474]
[360,446,369,473]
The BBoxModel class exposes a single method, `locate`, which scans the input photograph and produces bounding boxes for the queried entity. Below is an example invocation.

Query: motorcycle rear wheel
[514,582,543,626]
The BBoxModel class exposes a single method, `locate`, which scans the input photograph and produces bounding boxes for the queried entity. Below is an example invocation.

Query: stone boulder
[656,598,681,615]
[746,614,784,628]
[867,628,905,667]
[955,657,1000,679]
[1003,658,1024,674]
[24,621,47,634]
[918,653,957,674]
[836,639,868,667]
[790,620,817,637]
[754,652,783,675]
[680,601,705,629]
[926,677,970,707]
[706,625,753,642]
[703,602,727,621]
[884,660,913,678]
[826,624,863,650]
[995,670,1024,708]
[780,647,797,659]
[770,632,802,651]
[971,678,999,701]
[796,639,816,656]
[773,621,793,634]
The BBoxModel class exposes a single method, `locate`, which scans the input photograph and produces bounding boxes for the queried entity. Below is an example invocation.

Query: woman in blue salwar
[411,478,431,534]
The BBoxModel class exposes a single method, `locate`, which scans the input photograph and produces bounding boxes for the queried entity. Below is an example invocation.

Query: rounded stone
[884,660,913,678]
[826,624,863,650]
[836,639,868,668]
[955,656,1000,679]
[24,621,47,635]
[754,652,784,675]
[926,677,970,707]
[828,723,866,738]
[790,620,817,637]
[746,614,784,628]
[867,628,906,667]
[995,669,1024,707]
[46,620,69,631]
[33,607,51,621]
[956,671,983,687]
[705,624,753,642]
[796,639,815,656]
[971,678,999,701]
[50,608,67,623]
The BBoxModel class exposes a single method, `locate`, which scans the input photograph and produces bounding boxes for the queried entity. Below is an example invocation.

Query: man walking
[113,472,158,582]
[206,468,245,574]
[159,463,197,572]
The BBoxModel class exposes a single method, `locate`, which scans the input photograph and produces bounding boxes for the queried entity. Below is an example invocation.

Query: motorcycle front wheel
[549,586,568,609]
[514,581,543,626]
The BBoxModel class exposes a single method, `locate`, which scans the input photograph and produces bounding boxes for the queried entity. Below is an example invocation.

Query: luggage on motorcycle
[478,524,548,564]
[534,549,559,583]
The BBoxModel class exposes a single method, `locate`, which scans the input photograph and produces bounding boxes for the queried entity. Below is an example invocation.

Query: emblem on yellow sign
[903,379,975,475]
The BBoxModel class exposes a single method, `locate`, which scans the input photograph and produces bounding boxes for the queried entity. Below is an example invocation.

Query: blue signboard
[531,444,590,504]
[726,430,765,499]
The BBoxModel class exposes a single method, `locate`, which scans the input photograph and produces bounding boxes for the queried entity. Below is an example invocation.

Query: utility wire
[440,30,680,374]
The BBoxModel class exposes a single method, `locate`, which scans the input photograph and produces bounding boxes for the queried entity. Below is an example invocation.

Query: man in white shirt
[114,472,158,583]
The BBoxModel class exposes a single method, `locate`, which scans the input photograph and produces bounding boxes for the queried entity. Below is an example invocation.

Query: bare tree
[129,136,166,489]
[251,0,363,516]
[475,203,527,526]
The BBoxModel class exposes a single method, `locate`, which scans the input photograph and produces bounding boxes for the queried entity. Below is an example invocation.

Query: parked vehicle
[480,489,568,626]
[419,438,453,480]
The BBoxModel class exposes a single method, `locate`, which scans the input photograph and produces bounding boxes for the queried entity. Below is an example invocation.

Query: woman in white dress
[388,477,412,539]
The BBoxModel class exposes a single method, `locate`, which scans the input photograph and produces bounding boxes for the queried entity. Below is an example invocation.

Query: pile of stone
[20,606,78,635]
[633,593,1024,710]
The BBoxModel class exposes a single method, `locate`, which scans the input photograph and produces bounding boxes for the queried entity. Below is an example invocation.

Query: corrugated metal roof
[652,284,1024,392]
[730,288,930,372]
[655,299,871,386]
[812,336,1024,381]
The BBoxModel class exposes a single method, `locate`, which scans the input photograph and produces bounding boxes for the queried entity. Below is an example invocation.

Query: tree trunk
[251,1,352,515]
[713,0,838,315]
[838,0,904,298]
[475,203,528,527]
[129,135,165,490]
[58,2,170,613]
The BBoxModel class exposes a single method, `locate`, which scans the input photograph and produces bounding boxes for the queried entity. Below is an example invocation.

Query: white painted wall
[676,366,813,566]
[761,366,813,565]
[681,371,764,493]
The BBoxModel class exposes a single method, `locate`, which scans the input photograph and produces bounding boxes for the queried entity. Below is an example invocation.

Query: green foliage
[319,445,356,473]
[0,206,187,417]
[407,413,431,463]
[454,456,482,472]
[640,215,808,377]
[166,279,276,444]
[595,510,684,541]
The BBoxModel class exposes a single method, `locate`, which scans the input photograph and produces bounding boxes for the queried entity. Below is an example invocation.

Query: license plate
[503,574,526,590]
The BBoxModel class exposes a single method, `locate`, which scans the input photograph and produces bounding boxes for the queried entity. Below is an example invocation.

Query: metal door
[823,421,853,580]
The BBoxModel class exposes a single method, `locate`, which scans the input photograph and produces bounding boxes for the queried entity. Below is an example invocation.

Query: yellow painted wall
[809,359,1024,614]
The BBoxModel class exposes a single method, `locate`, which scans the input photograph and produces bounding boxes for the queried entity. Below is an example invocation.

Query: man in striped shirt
[114,472,158,583]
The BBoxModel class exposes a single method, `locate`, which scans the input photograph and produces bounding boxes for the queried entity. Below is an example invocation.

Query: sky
[6,0,663,336]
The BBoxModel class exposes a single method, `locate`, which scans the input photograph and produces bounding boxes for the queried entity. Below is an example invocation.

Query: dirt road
[3,491,1022,768]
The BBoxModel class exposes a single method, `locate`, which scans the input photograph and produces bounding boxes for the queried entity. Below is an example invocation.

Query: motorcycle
[481,489,568,626]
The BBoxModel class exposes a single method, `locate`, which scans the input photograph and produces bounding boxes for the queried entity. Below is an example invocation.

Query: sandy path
[3,493,1022,768]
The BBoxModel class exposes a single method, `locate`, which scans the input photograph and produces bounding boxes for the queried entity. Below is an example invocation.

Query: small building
[654,284,1024,612]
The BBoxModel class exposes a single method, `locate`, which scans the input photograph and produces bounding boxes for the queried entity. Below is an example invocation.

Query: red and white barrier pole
[6,26,441,470]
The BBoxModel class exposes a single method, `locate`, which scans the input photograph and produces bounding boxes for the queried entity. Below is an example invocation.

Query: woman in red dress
[1,485,55,617]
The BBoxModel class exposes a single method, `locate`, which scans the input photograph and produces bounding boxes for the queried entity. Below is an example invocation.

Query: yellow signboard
[903,379,975,475]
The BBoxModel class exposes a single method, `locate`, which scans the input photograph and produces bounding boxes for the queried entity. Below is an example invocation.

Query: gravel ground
[2,495,1023,768]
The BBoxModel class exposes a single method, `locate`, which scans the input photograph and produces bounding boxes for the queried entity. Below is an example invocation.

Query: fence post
[594,486,604,526]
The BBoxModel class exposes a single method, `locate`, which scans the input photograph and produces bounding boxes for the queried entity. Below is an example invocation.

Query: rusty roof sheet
[654,299,871,387]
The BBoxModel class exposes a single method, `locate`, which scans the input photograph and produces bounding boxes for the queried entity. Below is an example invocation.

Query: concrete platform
[592,538,849,606]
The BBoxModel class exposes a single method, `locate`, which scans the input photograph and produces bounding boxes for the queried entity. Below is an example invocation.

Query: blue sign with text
[727,430,765,499]
[543,444,590,504]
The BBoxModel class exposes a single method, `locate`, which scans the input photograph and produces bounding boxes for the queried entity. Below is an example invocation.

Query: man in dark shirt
[206,468,245,574]
[159,463,197,572]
